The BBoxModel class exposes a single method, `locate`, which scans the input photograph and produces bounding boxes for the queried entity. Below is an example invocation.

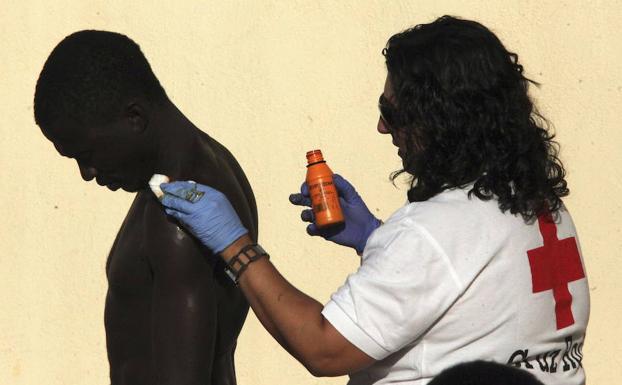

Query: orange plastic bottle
[306,150,344,228]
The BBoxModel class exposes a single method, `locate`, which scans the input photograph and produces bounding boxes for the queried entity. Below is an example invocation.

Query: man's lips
[95,177,122,190]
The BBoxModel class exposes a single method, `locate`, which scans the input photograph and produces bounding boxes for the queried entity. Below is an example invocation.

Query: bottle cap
[306,149,325,165]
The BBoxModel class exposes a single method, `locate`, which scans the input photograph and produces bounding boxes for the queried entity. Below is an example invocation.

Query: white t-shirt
[322,186,589,385]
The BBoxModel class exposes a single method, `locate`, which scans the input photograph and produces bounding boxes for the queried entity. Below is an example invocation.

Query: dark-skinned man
[34,30,258,385]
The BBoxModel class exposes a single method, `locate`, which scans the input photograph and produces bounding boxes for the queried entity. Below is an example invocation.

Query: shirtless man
[33,30,257,385]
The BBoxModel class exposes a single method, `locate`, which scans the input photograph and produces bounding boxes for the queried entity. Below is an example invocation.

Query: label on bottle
[309,180,340,213]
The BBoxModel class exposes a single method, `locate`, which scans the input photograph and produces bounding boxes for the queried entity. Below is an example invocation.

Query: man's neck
[152,102,214,181]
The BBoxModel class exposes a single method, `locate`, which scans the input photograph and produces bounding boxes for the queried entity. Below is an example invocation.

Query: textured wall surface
[1,1,620,384]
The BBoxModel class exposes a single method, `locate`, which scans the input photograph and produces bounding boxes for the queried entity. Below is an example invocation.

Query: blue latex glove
[159,181,248,254]
[289,174,381,255]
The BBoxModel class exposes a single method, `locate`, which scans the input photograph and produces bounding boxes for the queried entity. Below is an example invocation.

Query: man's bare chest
[106,194,154,291]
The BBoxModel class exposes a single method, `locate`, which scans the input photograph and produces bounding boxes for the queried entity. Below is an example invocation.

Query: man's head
[34,30,167,191]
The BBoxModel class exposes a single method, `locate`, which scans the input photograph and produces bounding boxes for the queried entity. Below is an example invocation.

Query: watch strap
[224,243,269,284]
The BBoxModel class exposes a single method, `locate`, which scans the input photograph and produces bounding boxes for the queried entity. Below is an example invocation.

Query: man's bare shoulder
[137,190,217,276]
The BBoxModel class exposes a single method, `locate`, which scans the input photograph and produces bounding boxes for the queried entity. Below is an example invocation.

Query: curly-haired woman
[159,16,589,385]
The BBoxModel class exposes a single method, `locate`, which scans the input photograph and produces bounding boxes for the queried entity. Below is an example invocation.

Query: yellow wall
[1,1,620,384]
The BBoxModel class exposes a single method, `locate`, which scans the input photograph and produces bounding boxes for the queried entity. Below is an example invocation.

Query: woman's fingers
[289,193,311,207]
[300,209,314,223]
[160,191,195,214]
[306,223,320,236]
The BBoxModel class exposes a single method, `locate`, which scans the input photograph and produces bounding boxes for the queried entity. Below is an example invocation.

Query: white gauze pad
[149,174,170,199]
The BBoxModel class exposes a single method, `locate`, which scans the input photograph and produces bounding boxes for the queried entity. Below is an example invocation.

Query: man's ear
[124,102,148,134]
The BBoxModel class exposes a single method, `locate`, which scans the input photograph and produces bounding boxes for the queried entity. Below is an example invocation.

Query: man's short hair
[429,360,544,385]
[34,30,167,128]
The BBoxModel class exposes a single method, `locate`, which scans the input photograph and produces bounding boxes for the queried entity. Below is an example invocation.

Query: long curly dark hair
[383,16,568,221]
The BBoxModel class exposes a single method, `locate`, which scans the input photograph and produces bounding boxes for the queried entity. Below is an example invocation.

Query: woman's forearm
[221,235,332,374]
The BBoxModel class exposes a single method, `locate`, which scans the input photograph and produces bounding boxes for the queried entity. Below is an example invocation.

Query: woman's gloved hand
[159,181,248,254]
[289,174,381,255]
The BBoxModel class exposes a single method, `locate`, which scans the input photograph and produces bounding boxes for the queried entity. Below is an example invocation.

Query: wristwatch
[224,243,269,284]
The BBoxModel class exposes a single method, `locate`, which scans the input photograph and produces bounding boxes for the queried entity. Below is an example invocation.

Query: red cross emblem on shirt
[527,213,585,330]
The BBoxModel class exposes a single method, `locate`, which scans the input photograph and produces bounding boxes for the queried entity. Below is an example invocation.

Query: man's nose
[77,161,98,181]
[377,117,391,134]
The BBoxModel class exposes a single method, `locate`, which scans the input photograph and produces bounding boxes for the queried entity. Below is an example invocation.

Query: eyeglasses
[378,94,398,128]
